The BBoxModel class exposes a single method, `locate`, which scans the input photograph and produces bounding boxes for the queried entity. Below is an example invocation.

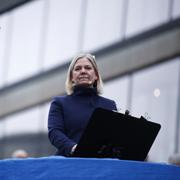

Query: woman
[48,53,117,156]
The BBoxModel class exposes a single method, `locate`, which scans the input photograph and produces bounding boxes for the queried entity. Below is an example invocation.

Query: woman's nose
[80,68,86,73]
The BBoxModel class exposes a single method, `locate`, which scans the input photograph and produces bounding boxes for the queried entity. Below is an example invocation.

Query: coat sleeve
[48,97,76,156]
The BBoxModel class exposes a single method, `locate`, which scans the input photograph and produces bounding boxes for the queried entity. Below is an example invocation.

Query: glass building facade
[0,0,180,162]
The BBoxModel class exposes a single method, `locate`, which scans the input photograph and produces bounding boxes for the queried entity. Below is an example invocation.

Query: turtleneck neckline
[72,85,97,96]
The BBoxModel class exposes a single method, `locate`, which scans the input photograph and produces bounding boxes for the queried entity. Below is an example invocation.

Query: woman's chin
[77,82,92,87]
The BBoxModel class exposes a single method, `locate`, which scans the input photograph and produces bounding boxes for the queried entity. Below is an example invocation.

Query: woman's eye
[85,66,92,70]
[74,67,81,71]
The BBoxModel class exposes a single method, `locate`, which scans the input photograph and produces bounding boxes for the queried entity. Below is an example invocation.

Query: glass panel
[40,102,50,132]
[5,106,42,136]
[172,0,180,19]
[83,0,124,51]
[126,0,169,37]
[0,120,5,139]
[6,0,45,84]
[131,58,179,162]
[0,14,10,88]
[103,76,129,113]
[43,0,82,70]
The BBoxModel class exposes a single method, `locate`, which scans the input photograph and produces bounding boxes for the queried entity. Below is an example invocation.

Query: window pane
[40,102,50,133]
[0,120,5,139]
[126,0,169,37]
[43,0,82,70]
[5,107,42,136]
[172,0,180,19]
[103,76,129,112]
[83,0,124,51]
[0,14,10,88]
[6,0,45,84]
[131,58,179,162]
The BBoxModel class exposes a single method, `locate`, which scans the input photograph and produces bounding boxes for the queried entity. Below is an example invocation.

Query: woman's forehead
[74,57,93,66]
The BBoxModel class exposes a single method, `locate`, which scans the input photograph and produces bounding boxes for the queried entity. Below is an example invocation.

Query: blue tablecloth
[0,156,180,180]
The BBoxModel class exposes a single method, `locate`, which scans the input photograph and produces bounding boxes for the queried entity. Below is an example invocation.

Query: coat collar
[72,85,97,96]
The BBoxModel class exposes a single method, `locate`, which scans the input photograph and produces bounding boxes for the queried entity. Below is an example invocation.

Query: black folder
[73,108,161,161]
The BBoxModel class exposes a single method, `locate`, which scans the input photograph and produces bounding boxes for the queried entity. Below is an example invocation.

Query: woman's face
[71,57,98,87]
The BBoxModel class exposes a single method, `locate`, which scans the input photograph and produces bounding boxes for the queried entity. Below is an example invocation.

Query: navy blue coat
[48,86,117,156]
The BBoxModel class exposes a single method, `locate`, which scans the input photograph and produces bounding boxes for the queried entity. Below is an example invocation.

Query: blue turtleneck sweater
[48,86,117,156]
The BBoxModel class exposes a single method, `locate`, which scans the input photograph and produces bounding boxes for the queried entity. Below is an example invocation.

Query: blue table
[0,156,180,180]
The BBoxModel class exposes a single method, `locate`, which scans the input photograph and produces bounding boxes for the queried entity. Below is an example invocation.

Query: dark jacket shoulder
[52,95,69,104]
[98,95,117,111]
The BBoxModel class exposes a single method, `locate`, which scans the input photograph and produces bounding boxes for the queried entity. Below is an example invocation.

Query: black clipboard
[73,108,161,161]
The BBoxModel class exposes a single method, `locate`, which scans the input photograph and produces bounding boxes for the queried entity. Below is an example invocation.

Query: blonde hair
[65,53,103,95]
